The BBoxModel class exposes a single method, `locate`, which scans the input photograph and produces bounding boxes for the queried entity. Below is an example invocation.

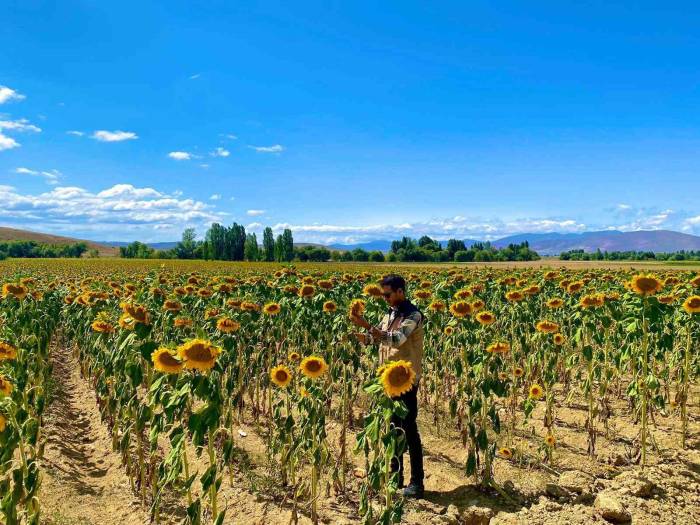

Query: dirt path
[40,342,150,525]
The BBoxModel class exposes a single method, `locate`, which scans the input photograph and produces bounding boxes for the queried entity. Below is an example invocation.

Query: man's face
[382,285,404,307]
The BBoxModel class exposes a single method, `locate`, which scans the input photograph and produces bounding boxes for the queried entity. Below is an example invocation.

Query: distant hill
[0,227,119,257]
[492,230,700,255]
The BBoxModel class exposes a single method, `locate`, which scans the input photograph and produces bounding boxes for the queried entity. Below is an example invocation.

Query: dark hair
[380,274,406,292]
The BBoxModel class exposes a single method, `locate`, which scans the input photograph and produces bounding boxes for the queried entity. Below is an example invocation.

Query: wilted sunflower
[380,360,416,398]
[0,342,17,361]
[0,376,12,396]
[270,365,293,388]
[322,301,337,313]
[216,317,241,333]
[349,299,366,318]
[121,302,150,325]
[683,295,700,314]
[476,311,496,325]
[536,320,559,334]
[299,356,328,379]
[546,298,564,309]
[630,274,663,296]
[529,384,544,399]
[363,284,383,298]
[2,283,28,300]
[553,333,566,346]
[299,285,315,298]
[579,294,605,309]
[450,301,472,318]
[151,348,184,374]
[545,434,556,447]
[177,339,221,371]
[263,302,282,316]
[487,341,510,354]
[498,447,513,459]
[91,320,115,333]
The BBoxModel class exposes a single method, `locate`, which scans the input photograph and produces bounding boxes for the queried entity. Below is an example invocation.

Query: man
[350,274,425,499]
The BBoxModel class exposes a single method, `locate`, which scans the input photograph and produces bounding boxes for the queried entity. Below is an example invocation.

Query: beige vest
[378,312,424,381]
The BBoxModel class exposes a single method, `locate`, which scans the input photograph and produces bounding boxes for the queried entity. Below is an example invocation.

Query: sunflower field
[0,259,698,525]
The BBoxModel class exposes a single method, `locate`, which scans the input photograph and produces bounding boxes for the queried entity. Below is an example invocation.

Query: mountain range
[4,227,700,257]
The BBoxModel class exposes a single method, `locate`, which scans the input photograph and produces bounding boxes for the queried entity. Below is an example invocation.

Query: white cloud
[223,134,238,140]
[199,163,210,169]
[0,133,19,151]
[168,151,192,161]
[0,86,25,104]
[247,222,263,230]
[617,203,631,210]
[0,183,224,239]
[249,144,284,153]
[0,119,42,133]
[246,209,266,216]
[189,73,201,80]
[211,147,230,157]
[209,194,221,200]
[92,130,138,142]
[67,130,84,136]
[15,167,61,185]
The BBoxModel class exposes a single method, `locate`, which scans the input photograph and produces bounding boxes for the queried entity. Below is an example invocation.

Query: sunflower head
[300,356,328,379]
[174,317,193,328]
[263,302,282,316]
[545,434,556,447]
[0,342,17,361]
[429,301,446,312]
[444,326,455,336]
[151,348,184,374]
[288,351,301,362]
[0,413,6,432]
[91,320,115,333]
[553,333,566,346]
[546,298,564,309]
[486,341,510,354]
[349,299,366,318]
[505,290,525,303]
[216,317,241,333]
[690,275,700,288]
[683,295,700,314]
[476,311,496,325]
[363,284,383,298]
[299,285,316,298]
[2,283,28,300]
[322,300,337,313]
[566,281,585,294]
[529,384,544,400]
[270,365,293,388]
[498,447,513,459]
[449,301,472,318]
[454,289,473,300]
[536,320,559,334]
[163,299,182,312]
[630,274,663,296]
[414,289,432,301]
[317,279,333,290]
[513,367,524,378]
[177,339,221,371]
[579,294,605,309]
[0,376,13,396]
[380,360,416,398]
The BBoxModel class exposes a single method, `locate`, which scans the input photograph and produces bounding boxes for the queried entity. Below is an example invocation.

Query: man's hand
[353,332,369,345]
[369,326,383,340]
[349,314,371,330]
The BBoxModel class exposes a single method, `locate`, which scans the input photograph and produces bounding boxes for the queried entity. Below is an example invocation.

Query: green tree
[263,227,275,262]
[244,233,260,261]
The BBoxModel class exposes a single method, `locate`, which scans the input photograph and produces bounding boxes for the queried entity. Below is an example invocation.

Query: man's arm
[372,311,422,348]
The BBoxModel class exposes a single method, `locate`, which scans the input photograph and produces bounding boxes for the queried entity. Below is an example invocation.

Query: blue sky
[1,1,699,243]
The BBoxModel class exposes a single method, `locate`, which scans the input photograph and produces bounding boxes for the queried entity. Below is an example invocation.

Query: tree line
[0,240,89,260]
[560,248,700,261]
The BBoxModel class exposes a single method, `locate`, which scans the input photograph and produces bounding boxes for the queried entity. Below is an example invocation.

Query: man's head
[380,274,406,307]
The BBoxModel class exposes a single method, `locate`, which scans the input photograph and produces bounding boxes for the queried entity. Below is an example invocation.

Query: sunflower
[91,320,115,333]
[450,301,472,318]
[300,356,328,379]
[317,279,333,290]
[270,365,293,388]
[0,342,17,361]
[444,326,455,336]
[683,295,700,314]
[299,285,316,298]
[151,348,184,374]
[553,333,566,346]
[529,384,544,400]
[630,274,663,296]
[0,413,5,432]
[566,281,584,294]
[545,434,556,447]
[349,299,366,318]
[498,447,513,459]
[513,367,524,378]
[177,339,221,371]
[505,290,524,303]
[163,299,182,312]
[299,387,310,398]
[487,341,510,354]
[579,294,605,309]
[546,298,564,309]
[288,351,301,362]
[454,289,473,300]
[380,360,416,398]
[174,317,193,328]
[536,320,559,334]
[240,302,259,313]
[476,311,496,325]
[498,371,508,381]
[2,283,28,300]
[414,289,432,300]
[216,317,241,333]
[0,376,12,396]
[363,284,383,298]
[263,302,282,316]
[121,303,150,325]
[118,314,136,330]
[429,301,446,312]
[323,300,337,313]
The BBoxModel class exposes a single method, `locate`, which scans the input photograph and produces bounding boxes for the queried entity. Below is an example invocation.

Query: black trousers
[391,383,424,487]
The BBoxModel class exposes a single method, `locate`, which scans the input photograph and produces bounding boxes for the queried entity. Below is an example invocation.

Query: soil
[38,342,700,525]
